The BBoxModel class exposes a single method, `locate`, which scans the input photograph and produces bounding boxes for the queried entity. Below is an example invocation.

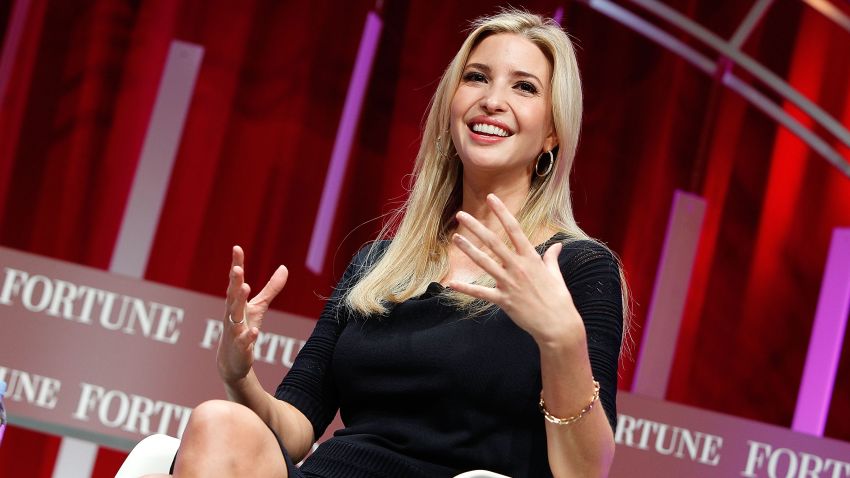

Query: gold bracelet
[539,380,600,426]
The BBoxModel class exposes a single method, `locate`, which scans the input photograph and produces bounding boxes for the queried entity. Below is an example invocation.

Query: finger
[543,242,563,274]
[455,211,514,264]
[234,325,260,349]
[228,282,251,331]
[447,280,501,304]
[251,265,289,308]
[486,194,537,257]
[452,234,509,283]
[227,246,244,288]
[226,265,245,306]
[232,245,245,269]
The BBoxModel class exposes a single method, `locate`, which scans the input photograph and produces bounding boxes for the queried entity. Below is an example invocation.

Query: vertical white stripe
[0,0,31,106]
[632,191,706,398]
[306,12,383,274]
[53,39,204,477]
[792,228,850,435]
[110,40,204,277]
[51,437,98,478]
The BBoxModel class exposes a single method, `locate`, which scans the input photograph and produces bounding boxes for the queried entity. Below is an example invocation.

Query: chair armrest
[115,435,508,478]
[115,434,181,478]
[453,471,511,478]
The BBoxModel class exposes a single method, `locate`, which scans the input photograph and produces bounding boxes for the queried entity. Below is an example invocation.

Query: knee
[174,401,286,475]
[184,399,261,438]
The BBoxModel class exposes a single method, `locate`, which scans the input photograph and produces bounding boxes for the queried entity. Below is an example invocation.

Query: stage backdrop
[0,0,849,476]
[2,246,850,477]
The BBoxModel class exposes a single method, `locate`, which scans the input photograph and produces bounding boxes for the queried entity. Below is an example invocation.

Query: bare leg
[171,400,288,478]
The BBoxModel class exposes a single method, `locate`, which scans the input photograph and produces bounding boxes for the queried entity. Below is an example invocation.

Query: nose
[479,86,507,113]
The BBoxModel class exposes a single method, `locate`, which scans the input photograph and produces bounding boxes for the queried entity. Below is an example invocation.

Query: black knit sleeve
[274,243,380,440]
[558,240,623,431]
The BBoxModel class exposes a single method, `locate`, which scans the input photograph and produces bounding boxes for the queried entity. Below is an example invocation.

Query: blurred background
[0,0,848,476]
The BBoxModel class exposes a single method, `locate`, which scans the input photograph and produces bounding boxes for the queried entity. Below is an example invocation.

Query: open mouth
[468,122,513,138]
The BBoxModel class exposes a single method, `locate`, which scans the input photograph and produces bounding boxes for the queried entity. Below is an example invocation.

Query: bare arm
[224,369,315,462]
[217,246,315,462]
[538,331,615,477]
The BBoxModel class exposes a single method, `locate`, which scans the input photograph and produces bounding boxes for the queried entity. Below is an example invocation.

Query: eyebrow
[464,63,544,86]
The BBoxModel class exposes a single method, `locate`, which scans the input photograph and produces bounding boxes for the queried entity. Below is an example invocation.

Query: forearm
[539,329,616,477]
[224,369,314,461]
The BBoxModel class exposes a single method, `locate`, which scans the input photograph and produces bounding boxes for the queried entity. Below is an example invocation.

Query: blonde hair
[344,9,631,337]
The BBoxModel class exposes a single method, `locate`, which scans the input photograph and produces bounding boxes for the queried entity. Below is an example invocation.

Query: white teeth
[471,123,510,137]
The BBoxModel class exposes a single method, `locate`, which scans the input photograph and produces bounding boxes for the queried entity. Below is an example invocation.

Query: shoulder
[339,240,392,284]
[548,236,621,290]
[541,235,618,272]
[351,239,391,267]
[559,238,618,267]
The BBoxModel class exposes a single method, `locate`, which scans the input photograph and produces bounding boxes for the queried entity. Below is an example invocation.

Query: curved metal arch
[577,0,850,178]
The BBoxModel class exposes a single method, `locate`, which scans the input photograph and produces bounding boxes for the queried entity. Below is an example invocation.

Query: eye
[515,81,538,95]
[463,71,487,83]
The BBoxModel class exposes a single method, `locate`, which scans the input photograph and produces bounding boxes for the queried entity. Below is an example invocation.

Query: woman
[161,8,627,478]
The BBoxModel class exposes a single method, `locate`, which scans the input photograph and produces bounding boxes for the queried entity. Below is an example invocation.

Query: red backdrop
[0,0,849,475]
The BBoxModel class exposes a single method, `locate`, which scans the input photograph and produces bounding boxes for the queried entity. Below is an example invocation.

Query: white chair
[115,434,510,478]
[115,434,180,477]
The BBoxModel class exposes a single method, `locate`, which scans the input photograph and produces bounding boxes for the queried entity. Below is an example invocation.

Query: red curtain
[0,0,848,475]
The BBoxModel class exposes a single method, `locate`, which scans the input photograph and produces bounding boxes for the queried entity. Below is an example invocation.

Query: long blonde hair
[345,9,630,333]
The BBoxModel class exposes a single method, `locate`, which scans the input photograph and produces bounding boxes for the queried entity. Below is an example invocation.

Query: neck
[456,167,531,241]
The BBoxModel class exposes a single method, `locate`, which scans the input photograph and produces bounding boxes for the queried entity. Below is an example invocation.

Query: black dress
[275,236,623,478]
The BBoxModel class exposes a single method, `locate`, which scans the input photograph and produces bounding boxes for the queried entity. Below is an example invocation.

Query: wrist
[534,317,587,353]
[540,380,600,426]
[222,370,251,393]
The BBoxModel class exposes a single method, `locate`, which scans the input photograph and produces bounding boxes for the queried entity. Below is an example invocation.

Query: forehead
[465,33,551,78]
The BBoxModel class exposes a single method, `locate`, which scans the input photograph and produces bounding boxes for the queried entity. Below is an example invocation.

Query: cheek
[449,92,469,138]
[522,106,552,142]
[449,90,467,123]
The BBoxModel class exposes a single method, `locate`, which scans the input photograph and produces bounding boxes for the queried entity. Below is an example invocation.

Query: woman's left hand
[448,194,584,347]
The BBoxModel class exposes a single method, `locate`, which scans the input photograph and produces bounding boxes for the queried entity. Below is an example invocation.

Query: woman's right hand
[217,245,289,385]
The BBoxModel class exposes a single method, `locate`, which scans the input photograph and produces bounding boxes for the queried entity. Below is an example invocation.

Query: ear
[543,126,558,153]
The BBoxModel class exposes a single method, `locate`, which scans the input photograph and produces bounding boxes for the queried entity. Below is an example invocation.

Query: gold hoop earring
[535,150,554,177]
[436,133,453,159]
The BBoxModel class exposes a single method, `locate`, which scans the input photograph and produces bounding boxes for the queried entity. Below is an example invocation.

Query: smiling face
[449,33,558,178]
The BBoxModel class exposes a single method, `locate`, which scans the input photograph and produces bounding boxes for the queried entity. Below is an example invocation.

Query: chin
[459,155,519,173]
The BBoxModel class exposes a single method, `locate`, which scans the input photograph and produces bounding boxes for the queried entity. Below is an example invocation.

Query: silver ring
[228,311,246,326]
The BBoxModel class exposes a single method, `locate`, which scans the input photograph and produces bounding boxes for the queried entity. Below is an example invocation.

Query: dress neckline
[431,231,569,289]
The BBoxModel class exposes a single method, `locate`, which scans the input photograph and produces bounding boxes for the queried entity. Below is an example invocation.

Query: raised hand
[447,194,584,347]
[217,245,288,385]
